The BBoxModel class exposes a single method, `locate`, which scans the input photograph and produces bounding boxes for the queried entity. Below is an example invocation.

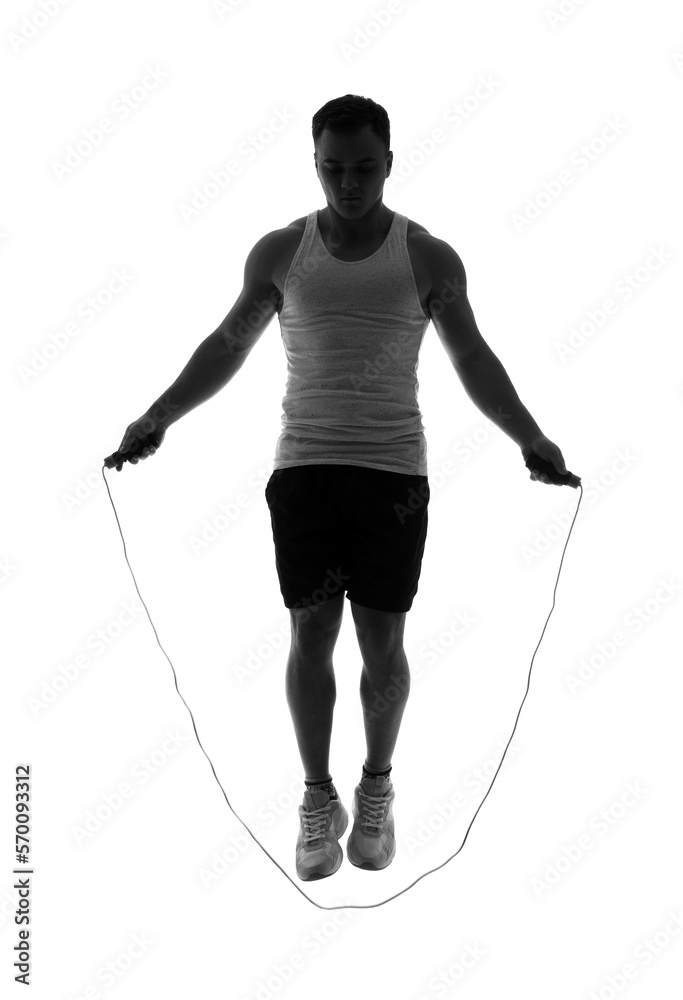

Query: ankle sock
[362,762,392,782]
[304,775,337,799]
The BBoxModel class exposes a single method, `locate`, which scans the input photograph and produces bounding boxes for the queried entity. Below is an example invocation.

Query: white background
[2,0,683,997]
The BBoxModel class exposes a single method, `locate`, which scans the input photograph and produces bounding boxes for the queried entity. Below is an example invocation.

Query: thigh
[341,467,430,613]
[265,466,347,610]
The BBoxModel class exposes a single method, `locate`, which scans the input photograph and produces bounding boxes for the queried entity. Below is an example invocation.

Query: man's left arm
[427,239,568,484]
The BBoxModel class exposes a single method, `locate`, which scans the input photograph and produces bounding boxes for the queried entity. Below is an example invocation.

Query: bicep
[214,233,280,355]
[428,241,488,366]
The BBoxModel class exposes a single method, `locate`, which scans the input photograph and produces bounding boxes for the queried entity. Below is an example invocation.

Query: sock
[304,774,337,799]
[362,762,392,782]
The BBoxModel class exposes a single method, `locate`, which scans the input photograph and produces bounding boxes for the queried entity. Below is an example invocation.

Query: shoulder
[267,215,308,241]
[270,214,309,253]
[405,219,466,295]
[251,217,307,268]
[407,219,460,261]
[406,216,430,239]
[279,214,309,240]
[285,214,309,230]
[406,218,433,262]
[416,228,466,284]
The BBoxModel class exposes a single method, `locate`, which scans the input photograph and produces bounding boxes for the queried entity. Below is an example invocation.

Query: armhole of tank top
[399,215,431,323]
[281,213,313,308]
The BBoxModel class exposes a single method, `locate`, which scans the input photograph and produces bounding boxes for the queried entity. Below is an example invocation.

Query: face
[314,123,392,214]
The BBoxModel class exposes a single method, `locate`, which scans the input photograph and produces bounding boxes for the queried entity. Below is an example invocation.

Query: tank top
[273,207,430,476]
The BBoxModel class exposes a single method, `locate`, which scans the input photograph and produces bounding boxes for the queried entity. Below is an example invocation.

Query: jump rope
[102,444,582,910]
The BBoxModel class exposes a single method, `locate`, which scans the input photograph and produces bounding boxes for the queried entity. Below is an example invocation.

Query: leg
[285,593,345,779]
[351,601,410,771]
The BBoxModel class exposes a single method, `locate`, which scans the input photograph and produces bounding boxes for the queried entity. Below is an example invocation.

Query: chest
[273,218,433,319]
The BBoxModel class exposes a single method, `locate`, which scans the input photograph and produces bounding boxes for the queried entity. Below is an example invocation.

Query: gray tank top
[274,207,430,475]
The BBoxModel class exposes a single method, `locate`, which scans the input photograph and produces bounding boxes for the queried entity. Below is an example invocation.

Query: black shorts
[264,464,430,614]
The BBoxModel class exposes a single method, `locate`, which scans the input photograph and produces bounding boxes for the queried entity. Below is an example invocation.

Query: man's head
[312,94,392,214]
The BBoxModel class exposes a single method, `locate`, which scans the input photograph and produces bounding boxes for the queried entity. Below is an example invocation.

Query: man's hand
[521,436,568,486]
[104,412,167,471]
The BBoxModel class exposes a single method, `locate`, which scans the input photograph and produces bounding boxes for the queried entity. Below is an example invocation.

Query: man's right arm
[145,231,281,429]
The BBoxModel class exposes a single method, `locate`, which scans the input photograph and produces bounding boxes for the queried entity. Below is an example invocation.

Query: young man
[111,95,569,882]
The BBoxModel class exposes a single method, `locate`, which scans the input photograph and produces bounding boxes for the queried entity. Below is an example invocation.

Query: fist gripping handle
[524,451,581,489]
[103,433,160,470]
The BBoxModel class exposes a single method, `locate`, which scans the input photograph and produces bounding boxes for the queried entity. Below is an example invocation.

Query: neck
[321,199,389,244]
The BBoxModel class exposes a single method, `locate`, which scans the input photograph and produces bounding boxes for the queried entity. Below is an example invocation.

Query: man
[110,94,570,882]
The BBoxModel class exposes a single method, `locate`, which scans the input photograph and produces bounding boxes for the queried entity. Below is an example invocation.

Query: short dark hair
[312,94,390,158]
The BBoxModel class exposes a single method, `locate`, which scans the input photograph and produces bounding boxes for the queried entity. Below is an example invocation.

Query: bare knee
[351,602,406,665]
[289,595,344,661]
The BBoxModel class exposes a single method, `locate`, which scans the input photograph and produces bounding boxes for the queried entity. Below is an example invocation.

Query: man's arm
[427,239,543,449]
[145,231,281,429]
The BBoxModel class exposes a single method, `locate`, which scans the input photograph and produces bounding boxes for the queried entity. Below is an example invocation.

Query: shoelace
[302,805,334,844]
[357,790,389,832]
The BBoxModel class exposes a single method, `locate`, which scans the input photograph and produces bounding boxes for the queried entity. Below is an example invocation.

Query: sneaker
[295,787,348,881]
[347,775,396,870]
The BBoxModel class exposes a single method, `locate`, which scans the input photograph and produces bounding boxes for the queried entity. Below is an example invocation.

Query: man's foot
[295,787,348,881]
[347,775,396,870]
